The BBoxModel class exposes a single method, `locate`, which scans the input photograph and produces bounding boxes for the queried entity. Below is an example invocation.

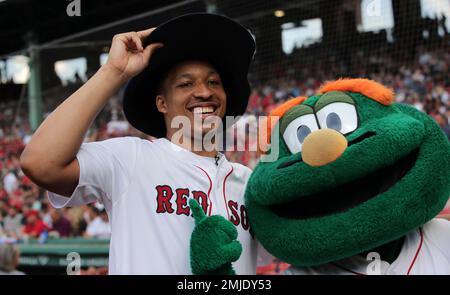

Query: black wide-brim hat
[123,13,256,138]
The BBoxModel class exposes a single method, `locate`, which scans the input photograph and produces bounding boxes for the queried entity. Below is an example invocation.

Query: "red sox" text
[155,185,249,231]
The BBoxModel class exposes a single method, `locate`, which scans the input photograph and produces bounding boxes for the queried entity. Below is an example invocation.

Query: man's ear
[156,95,168,113]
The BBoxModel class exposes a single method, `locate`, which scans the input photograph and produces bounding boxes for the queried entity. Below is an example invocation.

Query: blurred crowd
[0,119,111,243]
[1,46,450,248]
[0,94,140,244]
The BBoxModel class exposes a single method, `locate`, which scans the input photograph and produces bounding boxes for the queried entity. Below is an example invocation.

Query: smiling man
[20,13,257,274]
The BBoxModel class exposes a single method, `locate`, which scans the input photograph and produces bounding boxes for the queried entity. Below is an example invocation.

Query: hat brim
[123,13,255,138]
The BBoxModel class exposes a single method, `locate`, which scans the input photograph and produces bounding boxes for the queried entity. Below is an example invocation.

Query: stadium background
[0,0,449,274]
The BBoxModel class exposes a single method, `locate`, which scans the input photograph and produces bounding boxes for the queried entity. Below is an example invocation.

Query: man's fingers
[137,27,156,39]
[113,28,156,54]
[189,198,206,225]
[113,32,143,51]
[130,32,143,51]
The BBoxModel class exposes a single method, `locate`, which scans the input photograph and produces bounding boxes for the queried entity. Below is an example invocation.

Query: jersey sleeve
[47,137,139,209]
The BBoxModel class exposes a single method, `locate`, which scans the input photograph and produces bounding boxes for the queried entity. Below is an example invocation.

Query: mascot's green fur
[190,78,450,275]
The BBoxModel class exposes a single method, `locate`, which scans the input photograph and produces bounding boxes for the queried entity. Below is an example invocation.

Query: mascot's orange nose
[301,129,347,167]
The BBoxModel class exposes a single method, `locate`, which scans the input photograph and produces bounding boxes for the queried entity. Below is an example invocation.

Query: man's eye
[178,82,193,88]
[208,80,220,86]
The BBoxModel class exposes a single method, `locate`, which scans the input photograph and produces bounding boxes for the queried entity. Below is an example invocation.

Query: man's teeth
[193,106,214,114]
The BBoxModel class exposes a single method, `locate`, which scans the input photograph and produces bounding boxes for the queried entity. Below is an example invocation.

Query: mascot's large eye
[316,102,358,134]
[282,114,319,154]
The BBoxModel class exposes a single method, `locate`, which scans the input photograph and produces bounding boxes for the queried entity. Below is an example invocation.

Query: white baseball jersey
[284,218,450,275]
[48,137,257,274]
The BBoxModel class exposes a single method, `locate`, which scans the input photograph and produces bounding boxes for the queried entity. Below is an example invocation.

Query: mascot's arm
[189,199,242,275]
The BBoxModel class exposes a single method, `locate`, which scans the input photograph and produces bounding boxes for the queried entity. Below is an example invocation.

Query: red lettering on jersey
[155,185,174,214]
[176,188,190,216]
[228,200,240,226]
[240,205,249,231]
[192,191,208,215]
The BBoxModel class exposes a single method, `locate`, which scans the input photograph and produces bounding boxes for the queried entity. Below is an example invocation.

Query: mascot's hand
[189,198,242,275]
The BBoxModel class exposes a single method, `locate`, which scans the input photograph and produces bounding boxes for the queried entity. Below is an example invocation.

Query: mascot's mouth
[270,147,420,219]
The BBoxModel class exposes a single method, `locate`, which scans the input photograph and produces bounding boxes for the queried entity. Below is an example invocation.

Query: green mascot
[190,78,450,275]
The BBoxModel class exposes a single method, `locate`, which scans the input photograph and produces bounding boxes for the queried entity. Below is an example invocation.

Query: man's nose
[193,83,214,99]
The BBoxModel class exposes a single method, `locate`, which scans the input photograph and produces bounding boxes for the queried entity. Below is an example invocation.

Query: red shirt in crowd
[23,219,48,238]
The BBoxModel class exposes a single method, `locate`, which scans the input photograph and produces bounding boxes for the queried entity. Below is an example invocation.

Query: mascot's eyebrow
[314,91,355,111]
[280,105,314,133]
[318,78,394,106]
